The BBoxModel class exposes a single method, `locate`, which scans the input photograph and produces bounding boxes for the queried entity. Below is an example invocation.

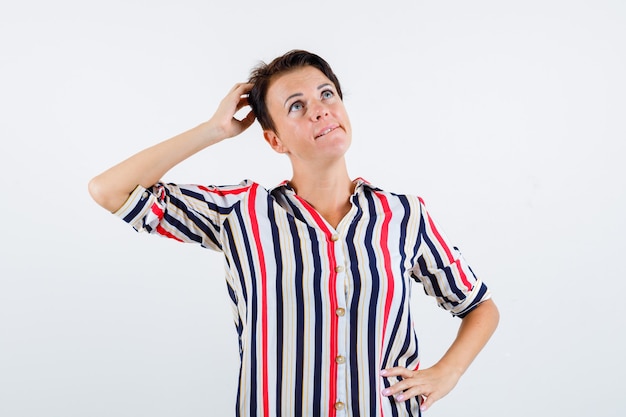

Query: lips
[315,124,339,139]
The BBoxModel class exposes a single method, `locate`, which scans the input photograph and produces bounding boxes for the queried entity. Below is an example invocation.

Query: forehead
[266,66,334,102]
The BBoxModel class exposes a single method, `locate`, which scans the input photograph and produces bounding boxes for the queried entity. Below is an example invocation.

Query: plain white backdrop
[1,1,624,416]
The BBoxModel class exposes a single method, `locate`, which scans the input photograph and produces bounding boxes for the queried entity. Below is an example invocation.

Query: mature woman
[89,49,499,417]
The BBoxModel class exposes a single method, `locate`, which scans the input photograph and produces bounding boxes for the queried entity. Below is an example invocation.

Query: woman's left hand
[380,363,461,412]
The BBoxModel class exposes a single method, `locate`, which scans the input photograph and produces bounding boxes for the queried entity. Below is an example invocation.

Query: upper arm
[114,182,251,251]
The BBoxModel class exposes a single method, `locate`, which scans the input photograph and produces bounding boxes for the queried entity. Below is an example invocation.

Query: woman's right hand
[208,82,256,140]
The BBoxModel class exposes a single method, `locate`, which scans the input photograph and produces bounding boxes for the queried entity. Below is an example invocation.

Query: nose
[310,103,329,121]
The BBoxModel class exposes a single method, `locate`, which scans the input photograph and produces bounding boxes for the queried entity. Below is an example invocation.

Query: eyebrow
[283,83,334,107]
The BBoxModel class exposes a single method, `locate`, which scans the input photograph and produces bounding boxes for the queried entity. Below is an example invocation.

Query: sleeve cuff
[113,185,154,229]
[450,279,492,318]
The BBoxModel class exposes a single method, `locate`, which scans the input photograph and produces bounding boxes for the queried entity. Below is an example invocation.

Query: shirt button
[335,307,346,316]
[331,234,339,241]
[335,265,344,273]
[335,355,346,364]
[334,402,345,411]
[142,191,150,199]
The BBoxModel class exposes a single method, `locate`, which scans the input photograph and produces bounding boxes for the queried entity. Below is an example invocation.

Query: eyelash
[289,89,335,113]
[289,102,304,112]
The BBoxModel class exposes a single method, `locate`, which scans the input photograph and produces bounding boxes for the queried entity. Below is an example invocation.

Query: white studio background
[1,1,624,416]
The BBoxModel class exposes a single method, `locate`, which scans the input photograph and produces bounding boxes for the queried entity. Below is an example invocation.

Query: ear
[263,130,287,154]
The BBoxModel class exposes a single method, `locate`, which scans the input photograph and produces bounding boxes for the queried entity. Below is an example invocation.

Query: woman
[89,50,499,417]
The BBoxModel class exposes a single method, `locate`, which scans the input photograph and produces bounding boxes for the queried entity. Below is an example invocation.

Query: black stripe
[363,189,381,416]
[268,199,284,417]
[346,193,363,416]
[289,215,306,415]
[309,225,323,417]
[383,195,412,367]
[233,204,259,415]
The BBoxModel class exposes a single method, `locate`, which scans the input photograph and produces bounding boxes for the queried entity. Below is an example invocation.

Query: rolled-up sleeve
[410,198,491,318]
[113,181,252,252]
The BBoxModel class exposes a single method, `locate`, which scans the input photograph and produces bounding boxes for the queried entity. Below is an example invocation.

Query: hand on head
[209,82,256,140]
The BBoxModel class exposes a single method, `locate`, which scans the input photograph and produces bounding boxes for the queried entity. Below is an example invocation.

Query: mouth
[315,125,339,139]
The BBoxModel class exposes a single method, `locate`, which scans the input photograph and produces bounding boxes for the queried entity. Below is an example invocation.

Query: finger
[420,393,438,412]
[381,376,418,398]
[393,385,426,402]
[236,96,250,111]
[231,82,253,94]
[382,378,426,400]
[229,82,245,92]
[380,367,415,378]
[239,110,256,127]
[232,110,255,131]
[382,377,413,395]
[419,395,428,411]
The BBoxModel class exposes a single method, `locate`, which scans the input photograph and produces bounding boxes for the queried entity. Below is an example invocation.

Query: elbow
[88,175,118,212]
[463,298,500,333]
[88,176,106,207]
[483,298,500,332]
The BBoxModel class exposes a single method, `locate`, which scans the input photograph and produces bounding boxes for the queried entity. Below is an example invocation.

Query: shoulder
[354,179,426,218]
[172,179,272,198]
[356,178,423,204]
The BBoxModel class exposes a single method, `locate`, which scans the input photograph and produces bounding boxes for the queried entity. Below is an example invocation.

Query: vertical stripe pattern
[115,179,491,416]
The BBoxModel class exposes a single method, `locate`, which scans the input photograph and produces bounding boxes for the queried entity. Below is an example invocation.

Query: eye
[321,90,334,99]
[289,101,303,113]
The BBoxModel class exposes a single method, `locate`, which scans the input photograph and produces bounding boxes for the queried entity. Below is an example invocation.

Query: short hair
[248,50,343,132]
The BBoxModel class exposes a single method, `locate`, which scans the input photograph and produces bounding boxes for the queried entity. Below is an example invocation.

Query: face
[263,66,352,169]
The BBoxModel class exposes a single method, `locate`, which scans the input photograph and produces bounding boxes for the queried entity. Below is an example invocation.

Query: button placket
[332,231,348,416]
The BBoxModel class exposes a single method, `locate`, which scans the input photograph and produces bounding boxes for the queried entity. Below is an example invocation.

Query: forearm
[88,121,225,212]
[435,298,500,378]
[88,82,255,212]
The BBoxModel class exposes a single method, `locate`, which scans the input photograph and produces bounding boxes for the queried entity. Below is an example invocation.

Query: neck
[289,159,354,228]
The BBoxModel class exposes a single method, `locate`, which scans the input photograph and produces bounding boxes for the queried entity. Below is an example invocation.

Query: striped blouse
[114,178,490,417]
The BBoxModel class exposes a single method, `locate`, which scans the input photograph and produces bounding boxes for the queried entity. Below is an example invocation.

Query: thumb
[239,110,256,129]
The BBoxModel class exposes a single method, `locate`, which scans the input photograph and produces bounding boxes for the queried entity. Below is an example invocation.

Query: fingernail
[396,394,405,401]
[380,369,388,376]
[382,388,390,396]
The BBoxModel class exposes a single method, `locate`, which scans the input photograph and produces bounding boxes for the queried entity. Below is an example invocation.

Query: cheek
[332,103,348,117]
[337,109,351,129]
[286,119,308,134]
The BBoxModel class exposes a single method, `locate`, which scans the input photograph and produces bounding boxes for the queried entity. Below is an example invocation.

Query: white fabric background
[1,1,624,416]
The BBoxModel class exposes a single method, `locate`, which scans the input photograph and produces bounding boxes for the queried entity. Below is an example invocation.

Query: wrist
[432,360,465,381]
[197,120,228,146]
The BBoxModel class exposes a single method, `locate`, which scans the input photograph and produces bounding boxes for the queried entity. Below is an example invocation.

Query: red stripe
[375,192,394,338]
[294,195,339,417]
[248,183,269,417]
[197,184,251,196]
[454,259,473,291]
[374,192,394,417]
[422,200,473,292]
[426,214,454,263]
[151,201,180,241]
[151,202,164,220]
[155,225,183,242]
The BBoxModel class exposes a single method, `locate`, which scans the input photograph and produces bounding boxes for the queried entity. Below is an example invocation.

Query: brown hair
[248,50,343,132]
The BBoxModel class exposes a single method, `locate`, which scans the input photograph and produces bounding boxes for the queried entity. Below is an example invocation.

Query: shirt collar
[270,177,380,196]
